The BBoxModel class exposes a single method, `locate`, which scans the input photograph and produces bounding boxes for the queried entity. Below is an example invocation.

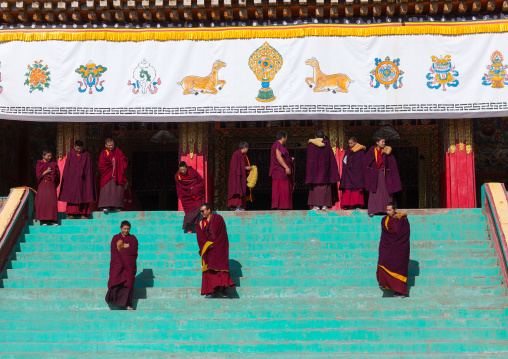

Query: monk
[305,130,340,210]
[35,149,60,226]
[196,203,235,298]
[377,202,410,298]
[58,140,96,219]
[340,136,366,210]
[363,137,402,216]
[123,184,142,212]
[98,138,129,213]
[228,141,254,211]
[105,221,138,310]
[175,161,205,233]
[269,131,294,210]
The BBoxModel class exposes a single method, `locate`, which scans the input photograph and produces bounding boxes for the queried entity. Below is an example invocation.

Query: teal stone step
[7,256,501,270]
[11,248,498,261]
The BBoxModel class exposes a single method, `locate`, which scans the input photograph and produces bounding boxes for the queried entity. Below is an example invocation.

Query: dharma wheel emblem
[370,56,404,90]
[248,42,283,102]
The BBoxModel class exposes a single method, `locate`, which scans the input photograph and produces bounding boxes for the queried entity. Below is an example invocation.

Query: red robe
[269,141,294,210]
[35,160,60,222]
[106,233,138,307]
[196,214,235,295]
[228,149,247,208]
[175,167,206,229]
[98,148,128,188]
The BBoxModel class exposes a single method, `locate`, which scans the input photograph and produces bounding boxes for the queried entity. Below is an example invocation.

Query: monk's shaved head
[239,142,249,150]
[316,130,324,139]
[179,161,188,168]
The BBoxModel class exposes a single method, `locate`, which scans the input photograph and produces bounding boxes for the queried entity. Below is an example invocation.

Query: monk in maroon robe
[123,185,142,212]
[175,162,205,233]
[306,130,340,210]
[270,131,294,210]
[377,203,410,297]
[363,137,402,216]
[98,138,129,213]
[105,221,138,310]
[228,141,254,211]
[58,140,96,219]
[196,203,235,298]
[340,137,366,209]
[35,149,60,225]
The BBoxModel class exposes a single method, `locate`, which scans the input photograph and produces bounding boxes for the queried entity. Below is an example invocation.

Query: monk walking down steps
[377,202,410,298]
[35,149,60,226]
[175,161,206,234]
[196,203,235,299]
[105,221,138,310]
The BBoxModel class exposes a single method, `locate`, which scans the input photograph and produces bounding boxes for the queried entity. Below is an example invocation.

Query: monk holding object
[196,203,235,299]
[98,138,129,213]
[35,149,60,226]
[270,131,294,210]
[105,221,138,310]
[340,136,366,210]
[228,141,254,211]
[306,130,340,211]
[363,137,402,216]
[377,202,410,298]
[58,140,96,219]
[175,161,206,233]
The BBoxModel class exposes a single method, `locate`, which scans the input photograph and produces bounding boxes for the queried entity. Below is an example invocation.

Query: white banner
[1,31,508,121]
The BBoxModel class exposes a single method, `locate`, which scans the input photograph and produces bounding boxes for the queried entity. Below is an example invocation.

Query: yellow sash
[201,241,213,272]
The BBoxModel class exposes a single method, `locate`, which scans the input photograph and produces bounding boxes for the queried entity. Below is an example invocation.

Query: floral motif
[75,61,107,94]
[24,60,51,93]
[370,57,403,89]
[426,55,459,91]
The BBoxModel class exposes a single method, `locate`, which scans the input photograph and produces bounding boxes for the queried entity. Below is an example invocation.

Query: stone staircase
[1,209,508,358]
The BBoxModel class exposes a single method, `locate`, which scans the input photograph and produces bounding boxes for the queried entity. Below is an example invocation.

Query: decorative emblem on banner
[177,60,226,95]
[248,42,283,102]
[128,59,161,94]
[75,61,107,94]
[24,60,50,93]
[426,56,459,91]
[482,51,508,88]
[370,57,403,89]
[305,58,354,93]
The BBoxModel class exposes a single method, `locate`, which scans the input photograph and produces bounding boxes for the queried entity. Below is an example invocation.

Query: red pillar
[178,122,213,210]
[443,119,476,208]
[322,120,346,210]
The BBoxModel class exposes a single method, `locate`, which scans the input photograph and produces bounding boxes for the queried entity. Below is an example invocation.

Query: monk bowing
[35,149,60,226]
[105,221,138,310]
[363,137,402,216]
[58,140,96,219]
[340,137,366,210]
[175,162,206,233]
[305,130,340,211]
[270,131,294,210]
[377,203,410,298]
[228,141,254,211]
[196,203,235,298]
[98,138,129,213]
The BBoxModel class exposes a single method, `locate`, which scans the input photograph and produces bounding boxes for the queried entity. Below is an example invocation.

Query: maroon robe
[363,146,402,194]
[124,186,142,211]
[35,160,60,222]
[98,148,128,209]
[105,233,138,307]
[306,139,340,207]
[269,141,294,210]
[196,214,235,295]
[228,149,247,208]
[377,213,410,295]
[340,144,366,208]
[58,149,96,215]
[175,167,205,229]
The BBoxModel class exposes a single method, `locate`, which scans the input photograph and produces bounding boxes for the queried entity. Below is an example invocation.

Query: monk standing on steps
[377,202,410,298]
[228,141,254,211]
[98,138,129,214]
[270,131,294,210]
[175,161,206,233]
[305,130,340,211]
[58,140,96,219]
[35,149,60,226]
[340,137,366,210]
[363,137,402,217]
[106,221,138,310]
[196,203,235,298]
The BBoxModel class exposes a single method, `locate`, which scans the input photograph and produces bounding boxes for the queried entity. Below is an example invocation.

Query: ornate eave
[0,0,506,25]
